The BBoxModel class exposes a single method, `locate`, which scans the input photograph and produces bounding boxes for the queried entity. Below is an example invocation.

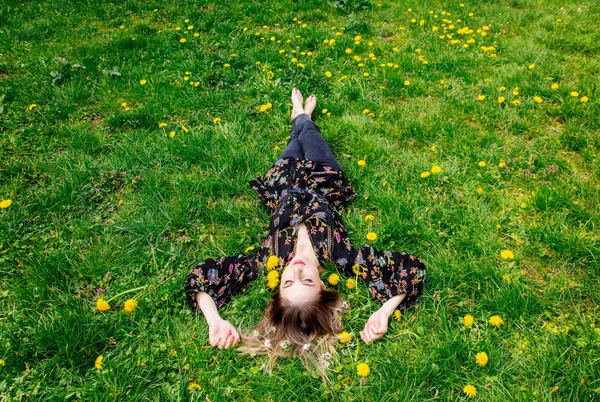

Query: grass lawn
[1,0,599,400]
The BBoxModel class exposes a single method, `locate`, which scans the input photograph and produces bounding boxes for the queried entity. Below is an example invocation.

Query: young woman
[184,88,426,374]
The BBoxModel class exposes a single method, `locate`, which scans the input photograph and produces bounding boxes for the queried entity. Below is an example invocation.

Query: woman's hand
[208,318,240,349]
[359,309,389,344]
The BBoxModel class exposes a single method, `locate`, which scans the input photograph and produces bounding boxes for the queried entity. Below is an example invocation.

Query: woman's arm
[196,291,240,349]
[360,294,406,344]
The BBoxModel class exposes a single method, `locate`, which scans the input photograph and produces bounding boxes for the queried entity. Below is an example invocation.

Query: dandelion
[404,80,410,86]
[266,255,279,271]
[477,95,486,101]
[394,310,402,321]
[181,125,189,133]
[477,187,483,194]
[338,331,353,343]
[431,165,441,174]
[463,314,474,327]
[463,384,477,398]
[124,299,137,313]
[364,214,375,222]
[188,382,202,391]
[478,161,486,167]
[551,83,559,89]
[362,108,370,114]
[96,298,110,311]
[528,64,535,69]
[363,72,369,77]
[499,86,506,91]
[581,96,589,102]
[224,63,230,68]
[328,273,340,285]
[501,250,514,259]
[267,270,280,288]
[28,104,37,110]
[357,363,370,377]
[498,96,505,103]
[194,32,199,37]
[357,159,366,167]
[169,131,175,138]
[475,352,488,366]
[0,199,12,209]
[420,171,431,178]
[158,122,167,128]
[139,79,147,85]
[489,315,504,327]
[213,117,221,124]
[345,48,353,54]
[502,275,511,284]
[179,38,187,43]
[570,91,579,97]
[322,109,328,114]
[352,264,363,275]
[346,278,356,289]
[0,359,5,367]
[498,161,506,168]
[366,232,377,241]
[245,246,255,253]
[534,96,543,103]
[95,355,103,369]
[512,99,521,105]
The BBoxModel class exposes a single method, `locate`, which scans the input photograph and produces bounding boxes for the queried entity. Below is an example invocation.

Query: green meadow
[1,0,599,400]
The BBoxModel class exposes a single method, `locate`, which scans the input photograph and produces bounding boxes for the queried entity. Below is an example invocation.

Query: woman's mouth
[293,260,305,265]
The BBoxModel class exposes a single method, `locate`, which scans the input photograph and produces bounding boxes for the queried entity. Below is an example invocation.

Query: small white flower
[341,301,349,310]
[252,330,260,337]
[322,352,332,360]
[302,343,312,351]
[264,339,272,348]
[280,340,290,350]
[270,326,276,333]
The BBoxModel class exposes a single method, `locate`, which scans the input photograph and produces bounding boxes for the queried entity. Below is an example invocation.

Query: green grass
[1,0,599,400]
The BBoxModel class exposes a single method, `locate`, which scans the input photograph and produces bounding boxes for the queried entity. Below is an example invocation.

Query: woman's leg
[294,112,342,171]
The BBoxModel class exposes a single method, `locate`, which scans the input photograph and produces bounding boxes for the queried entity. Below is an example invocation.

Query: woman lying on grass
[184,88,426,376]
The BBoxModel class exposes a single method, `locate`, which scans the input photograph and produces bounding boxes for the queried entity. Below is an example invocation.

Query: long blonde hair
[237,289,347,379]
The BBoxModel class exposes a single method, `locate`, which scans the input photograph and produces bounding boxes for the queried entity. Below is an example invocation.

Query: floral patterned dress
[184,158,426,313]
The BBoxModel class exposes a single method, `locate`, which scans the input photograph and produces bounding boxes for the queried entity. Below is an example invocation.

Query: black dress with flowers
[184,158,426,313]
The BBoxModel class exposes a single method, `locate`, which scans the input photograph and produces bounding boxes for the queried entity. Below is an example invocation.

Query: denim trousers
[277,113,342,171]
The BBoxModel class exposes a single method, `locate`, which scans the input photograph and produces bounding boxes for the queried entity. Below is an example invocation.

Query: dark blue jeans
[278,113,342,171]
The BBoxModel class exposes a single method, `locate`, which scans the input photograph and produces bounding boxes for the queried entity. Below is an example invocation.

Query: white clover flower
[264,339,272,348]
[302,343,312,351]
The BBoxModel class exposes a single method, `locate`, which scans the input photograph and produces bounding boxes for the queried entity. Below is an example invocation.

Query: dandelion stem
[106,285,149,302]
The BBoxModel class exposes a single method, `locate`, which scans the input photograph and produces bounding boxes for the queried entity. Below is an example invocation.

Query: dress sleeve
[184,248,264,313]
[333,237,426,310]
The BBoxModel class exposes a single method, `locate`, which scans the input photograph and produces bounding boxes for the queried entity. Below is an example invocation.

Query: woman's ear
[321,280,326,290]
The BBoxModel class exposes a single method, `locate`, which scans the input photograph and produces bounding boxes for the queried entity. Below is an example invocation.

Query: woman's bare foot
[290,87,305,121]
[304,94,317,118]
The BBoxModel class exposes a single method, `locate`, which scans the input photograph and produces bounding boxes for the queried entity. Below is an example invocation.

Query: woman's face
[279,256,325,304]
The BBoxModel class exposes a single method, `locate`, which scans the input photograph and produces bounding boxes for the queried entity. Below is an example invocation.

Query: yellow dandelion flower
[346,278,356,289]
[500,250,514,259]
[338,331,352,343]
[477,95,486,101]
[322,108,328,114]
[245,246,255,253]
[96,298,110,311]
[430,145,436,151]
[259,104,268,112]
[362,108,370,114]
[158,122,167,128]
[477,187,483,194]
[404,80,410,86]
[188,382,202,391]
[345,48,353,54]
[213,117,221,124]
[420,171,431,178]
[363,72,369,77]
[534,96,543,103]
[0,199,12,209]
[498,96,506,103]
[352,264,362,274]
[489,315,504,327]
[0,359,5,367]
[180,38,187,43]
[502,274,511,284]
[364,214,375,222]
[464,384,476,398]
[478,161,486,167]
[382,180,388,186]
[463,314,474,327]
[512,99,521,105]
[498,161,506,168]
[95,355,103,369]
[366,232,377,241]
[570,91,579,97]
[357,363,370,377]
[193,32,199,37]
[328,273,340,286]
[499,86,506,91]
[431,165,441,174]
[267,270,280,288]
[224,63,230,68]
[181,125,189,133]
[394,310,402,321]
[528,64,535,69]
[581,96,589,102]
[357,159,366,167]
[139,79,147,85]
[28,104,37,110]
[551,83,559,89]
[169,131,175,138]
[475,351,488,366]
[123,299,137,313]
[266,255,279,271]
